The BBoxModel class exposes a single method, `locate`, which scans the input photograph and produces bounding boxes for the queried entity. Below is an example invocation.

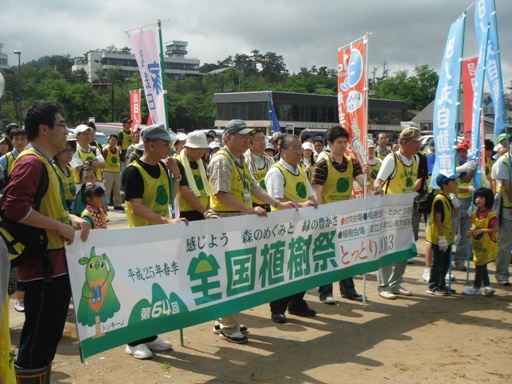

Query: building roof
[212,91,404,109]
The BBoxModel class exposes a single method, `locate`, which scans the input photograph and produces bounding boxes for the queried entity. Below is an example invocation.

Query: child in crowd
[54,139,77,210]
[80,183,108,229]
[71,167,107,215]
[426,173,460,296]
[462,188,498,296]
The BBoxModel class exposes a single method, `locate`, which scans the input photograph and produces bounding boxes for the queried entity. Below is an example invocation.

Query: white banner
[127,28,166,126]
[66,194,416,360]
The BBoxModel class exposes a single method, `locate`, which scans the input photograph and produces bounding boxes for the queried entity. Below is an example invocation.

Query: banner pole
[362,32,370,309]
[338,34,368,52]
[156,17,183,344]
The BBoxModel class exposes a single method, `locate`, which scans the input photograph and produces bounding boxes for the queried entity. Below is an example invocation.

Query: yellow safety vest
[426,193,453,245]
[470,209,498,266]
[322,155,354,203]
[103,146,121,173]
[74,147,102,183]
[270,163,309,211]
[125,161,170,227]
[16,149,70,250]
[210,150,252,212]
[53,163,76,202]
[247,157,269,206]
[383,153,418,194]
[120,130,134,151]
[176,155,209,213]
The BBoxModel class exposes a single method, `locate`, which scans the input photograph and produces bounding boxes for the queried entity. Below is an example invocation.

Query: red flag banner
[461,57,478,147]
[130,89,142,131]
[338,39,367,197]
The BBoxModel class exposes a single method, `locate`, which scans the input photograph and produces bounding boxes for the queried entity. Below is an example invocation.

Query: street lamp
[13,51,22,127]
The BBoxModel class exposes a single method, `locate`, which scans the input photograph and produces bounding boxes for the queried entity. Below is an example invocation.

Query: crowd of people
[1,100,511,383]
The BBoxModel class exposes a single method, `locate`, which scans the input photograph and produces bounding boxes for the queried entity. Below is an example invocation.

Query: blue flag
[431,15,465,190]
[475,0,507,137]
[267,91,281,134]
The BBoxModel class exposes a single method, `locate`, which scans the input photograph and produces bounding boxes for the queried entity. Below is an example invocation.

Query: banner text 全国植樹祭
[66,194,416,360]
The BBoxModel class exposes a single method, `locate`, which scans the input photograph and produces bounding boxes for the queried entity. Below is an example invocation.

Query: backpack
[0,159,50,271]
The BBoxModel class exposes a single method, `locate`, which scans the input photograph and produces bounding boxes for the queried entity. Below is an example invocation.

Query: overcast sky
[2,0,511,88]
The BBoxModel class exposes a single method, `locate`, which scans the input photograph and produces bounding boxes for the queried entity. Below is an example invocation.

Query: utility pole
[13,50,22,126]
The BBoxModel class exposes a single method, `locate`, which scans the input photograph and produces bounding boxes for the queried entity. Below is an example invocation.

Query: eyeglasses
[284,146,302,151]
[53,123,67,129]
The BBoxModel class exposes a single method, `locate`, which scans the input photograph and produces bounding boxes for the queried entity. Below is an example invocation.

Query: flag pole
[156,18,183,345]
[491,0,511,184]
[362,32,370,309]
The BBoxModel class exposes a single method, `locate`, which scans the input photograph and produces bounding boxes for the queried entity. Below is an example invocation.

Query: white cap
[184,131,209,149]
[302,142,314,151]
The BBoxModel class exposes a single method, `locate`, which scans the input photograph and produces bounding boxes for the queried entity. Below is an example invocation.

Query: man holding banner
[374,127,423,299]
[206,119,296,343]
[123,123,188,359]
[312,126,368,304]
[265,133,317,323]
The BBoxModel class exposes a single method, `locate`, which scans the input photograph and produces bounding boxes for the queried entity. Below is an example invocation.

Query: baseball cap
[367,140,376,149]
[209,141,221,150]
[224,119,255,135]
[122,118,133,124]
[302,142,314,151]
[184,131,209,149]
[176,133,188,142]
[436,172,460,186]
[141,123,177,142]
[399,127,423,141]
[456,142,470,151]
[75,124,93,134]
[265,142,275,152]
[497,133,507,144]
[6,123,18,134]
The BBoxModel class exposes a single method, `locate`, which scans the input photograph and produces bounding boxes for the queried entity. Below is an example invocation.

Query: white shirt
[71,143,105,168]
[376,150,417,182]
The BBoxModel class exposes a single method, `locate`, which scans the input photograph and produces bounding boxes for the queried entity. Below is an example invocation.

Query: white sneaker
[378,291,397,300]
[321,296,336,305]
[484,286,496,297]
[422,268,430,282]
[14,300,25,312]
[391,287,412,296]
[462,287,481,296]
[125,344,153,359]
[445,272,456,282]
[213,321,249,334]
[146,337,173,351]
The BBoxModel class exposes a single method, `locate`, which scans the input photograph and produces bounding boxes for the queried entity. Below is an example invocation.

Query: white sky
[2,0,511,88]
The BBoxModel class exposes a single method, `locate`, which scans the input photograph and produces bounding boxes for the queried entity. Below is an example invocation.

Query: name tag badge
[243,191,251,204]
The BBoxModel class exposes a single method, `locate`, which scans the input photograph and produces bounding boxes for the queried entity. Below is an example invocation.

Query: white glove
[438,236,448,251]
[449,193,460,209]
[456,160,476,173]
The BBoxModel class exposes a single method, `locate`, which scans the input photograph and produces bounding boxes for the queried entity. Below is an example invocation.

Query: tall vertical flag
[470,21,489,191]
[431,13,465,189]
[461,57,478,147]
[126,26,166,127]
[338,35,368,197]
[474,0,507,138]
[130,89,142,131]
[267,91,281,133]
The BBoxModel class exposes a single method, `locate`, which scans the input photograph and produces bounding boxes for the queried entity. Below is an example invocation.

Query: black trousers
[16,275,71,368]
